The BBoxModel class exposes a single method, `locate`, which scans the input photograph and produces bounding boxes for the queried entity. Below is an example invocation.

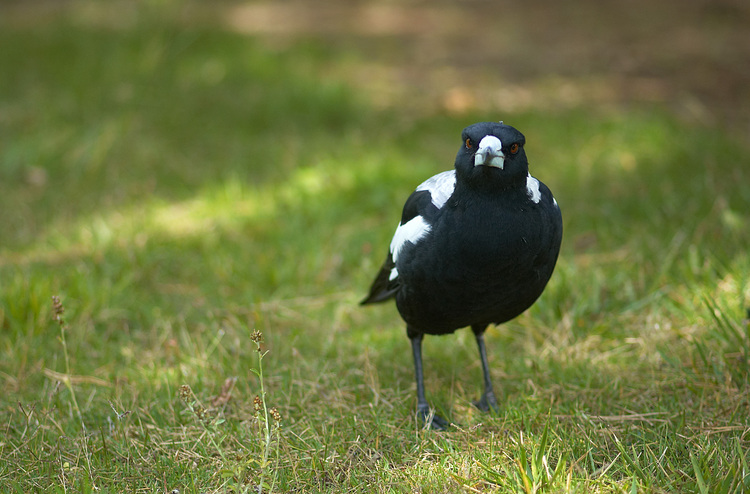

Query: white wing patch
[386,172,450,282]
[526,174,541,204]
[416,170,456,209]
[389,215,431,265]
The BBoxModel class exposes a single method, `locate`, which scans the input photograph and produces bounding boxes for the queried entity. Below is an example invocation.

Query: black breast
[394,188,562,335]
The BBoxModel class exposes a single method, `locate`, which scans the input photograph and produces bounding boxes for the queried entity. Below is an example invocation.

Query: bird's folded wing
[361,170,456,305]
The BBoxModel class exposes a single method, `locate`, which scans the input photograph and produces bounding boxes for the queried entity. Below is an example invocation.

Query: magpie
[361,121,563,430]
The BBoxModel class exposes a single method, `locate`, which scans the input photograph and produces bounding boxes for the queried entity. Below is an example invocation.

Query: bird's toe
[473,391,500,414]
[417,405,450,431]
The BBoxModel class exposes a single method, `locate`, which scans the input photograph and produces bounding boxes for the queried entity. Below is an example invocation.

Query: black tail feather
[361,262,399,305]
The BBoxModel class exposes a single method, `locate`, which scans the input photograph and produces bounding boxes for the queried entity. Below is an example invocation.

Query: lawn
[1,1,750,493]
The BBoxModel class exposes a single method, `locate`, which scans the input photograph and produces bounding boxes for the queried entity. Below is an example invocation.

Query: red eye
[465,138,472,149]
[510,143,519,154]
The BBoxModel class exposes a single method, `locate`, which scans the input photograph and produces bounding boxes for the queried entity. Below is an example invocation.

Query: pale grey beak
[474,135,505,169]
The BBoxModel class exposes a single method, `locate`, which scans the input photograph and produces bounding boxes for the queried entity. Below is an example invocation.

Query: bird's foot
[473,391,500,414]
[417,404,450,431]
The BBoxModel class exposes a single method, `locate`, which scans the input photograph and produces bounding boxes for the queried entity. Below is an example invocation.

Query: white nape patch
[416,170,456,209]
[526,174,541,203]
[390,215,431,263]
[474,135,504,168]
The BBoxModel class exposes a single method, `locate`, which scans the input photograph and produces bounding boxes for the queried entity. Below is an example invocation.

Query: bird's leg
[410,332,449,430]
[472,328,500,413]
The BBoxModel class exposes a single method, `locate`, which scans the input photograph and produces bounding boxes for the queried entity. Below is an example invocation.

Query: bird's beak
[474,135,505,169]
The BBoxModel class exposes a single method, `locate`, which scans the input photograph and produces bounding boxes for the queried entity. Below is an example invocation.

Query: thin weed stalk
[177,382,236,472]
[52,296,82,423]
[51,295,95,490]
[250,329,282,494]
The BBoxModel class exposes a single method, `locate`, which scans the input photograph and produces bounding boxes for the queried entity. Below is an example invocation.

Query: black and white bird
[362,121,563,429]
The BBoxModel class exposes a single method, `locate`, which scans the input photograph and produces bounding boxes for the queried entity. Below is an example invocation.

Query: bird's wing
[416,170,456,209]
[361,170,456,305]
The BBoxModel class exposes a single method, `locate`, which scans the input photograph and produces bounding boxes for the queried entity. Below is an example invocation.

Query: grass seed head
[51,295,65,324]
[193,403,207,421]
[179,384,192,401]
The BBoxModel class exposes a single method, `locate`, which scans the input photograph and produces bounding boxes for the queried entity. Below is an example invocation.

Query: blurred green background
[1,1,749,492]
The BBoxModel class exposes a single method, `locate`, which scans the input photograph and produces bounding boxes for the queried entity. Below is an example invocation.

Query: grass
[2,2,750,492]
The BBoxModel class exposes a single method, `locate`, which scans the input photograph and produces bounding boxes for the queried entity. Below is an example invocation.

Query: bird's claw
[417,405,450,431]
[473,391,500,414]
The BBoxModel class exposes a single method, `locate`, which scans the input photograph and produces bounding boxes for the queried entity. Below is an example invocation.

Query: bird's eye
[510,143,519,154]
[465,138,472,149]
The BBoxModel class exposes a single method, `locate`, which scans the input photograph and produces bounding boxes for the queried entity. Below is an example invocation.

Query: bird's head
[455,121,528,188]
